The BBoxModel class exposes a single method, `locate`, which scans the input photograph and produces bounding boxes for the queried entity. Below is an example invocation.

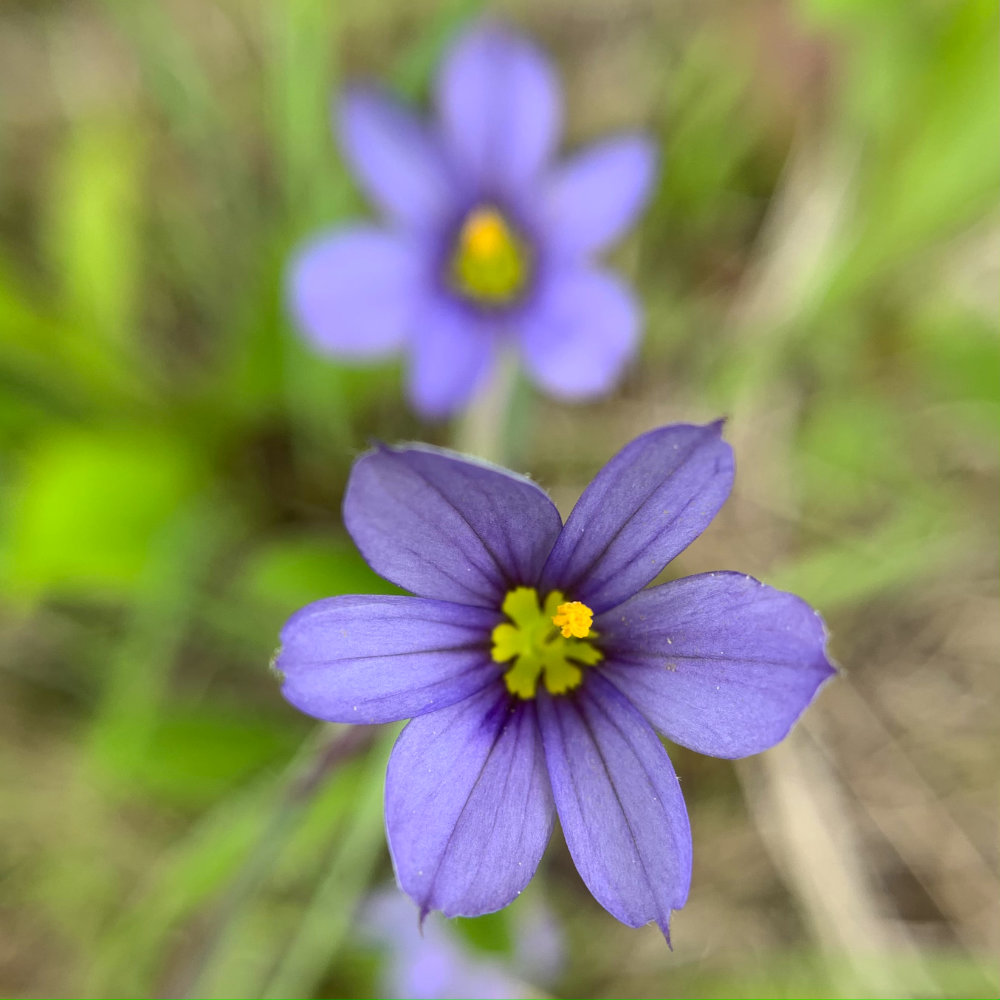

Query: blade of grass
[174,724,376,998]
[259,727,395,999]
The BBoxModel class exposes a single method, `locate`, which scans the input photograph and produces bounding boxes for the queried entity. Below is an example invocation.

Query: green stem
[453,347,519,465]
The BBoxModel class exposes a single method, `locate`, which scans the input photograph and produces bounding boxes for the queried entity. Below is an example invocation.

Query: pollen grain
[552,601,594,639]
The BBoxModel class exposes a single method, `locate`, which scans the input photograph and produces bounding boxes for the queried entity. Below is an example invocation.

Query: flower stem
[453,347,520,465]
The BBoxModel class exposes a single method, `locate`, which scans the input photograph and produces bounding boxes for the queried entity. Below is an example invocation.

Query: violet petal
[540,422,734,613]
[407,298,495,419]
[339,87,452,228]
[386,687,554,917]
[436,24,560,191]
[543,135,657,258]
[287,227,421,358]
[538,674,691,940]
[278,595,499,724]
[344,444,563,607]
[597,572,836,758]
[518,266,639,398]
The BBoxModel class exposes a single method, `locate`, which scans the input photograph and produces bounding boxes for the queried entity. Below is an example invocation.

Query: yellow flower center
[491,587,602,700]
[449,207,529,306]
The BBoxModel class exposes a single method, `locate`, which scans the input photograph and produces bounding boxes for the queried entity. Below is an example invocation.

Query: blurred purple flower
[362,889,556,999]
[277,422,835,939]
[288,23,657,418]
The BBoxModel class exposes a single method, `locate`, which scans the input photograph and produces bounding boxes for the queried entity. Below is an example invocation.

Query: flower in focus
[276,422,835,939]
[288,22,657,418]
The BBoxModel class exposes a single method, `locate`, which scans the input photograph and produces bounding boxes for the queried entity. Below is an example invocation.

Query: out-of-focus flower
[276,422,835,939]
[361,889,557,999]
[288,23,657,418]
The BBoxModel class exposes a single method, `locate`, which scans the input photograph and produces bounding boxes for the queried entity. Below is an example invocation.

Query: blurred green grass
[0,1,996,997]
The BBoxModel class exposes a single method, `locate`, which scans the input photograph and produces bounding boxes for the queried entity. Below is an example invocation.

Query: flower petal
[278,595,499,724]
[386,687,554,918]
[288,227,420,359]
[436,24,560,190]
[343,442,563,607]
[543,135,657,258]
[339,87,453,228]
[518,266,639,398]
[407,299,496,419]
[540,422,734,613]
[597,573,836,758]
[538,674,691,939]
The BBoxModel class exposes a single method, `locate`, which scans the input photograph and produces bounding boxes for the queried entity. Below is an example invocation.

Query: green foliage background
[1,1,996,997]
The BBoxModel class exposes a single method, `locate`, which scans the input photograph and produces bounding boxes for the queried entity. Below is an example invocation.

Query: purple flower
[362,888,555,999]
[277,422,835,939]
[288,23,657,418]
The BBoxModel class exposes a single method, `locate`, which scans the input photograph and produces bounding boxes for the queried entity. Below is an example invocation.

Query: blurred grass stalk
[740,731,933,997]
[723,116,987,996]
[727,128,916,996]
[259,729,394,999]
[174,724,387,999]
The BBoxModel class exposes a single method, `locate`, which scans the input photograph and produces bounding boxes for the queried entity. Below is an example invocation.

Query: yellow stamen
[450,206,529,305]
[552,601,594,639]
[490,587,601,700]
[463,209,508,257]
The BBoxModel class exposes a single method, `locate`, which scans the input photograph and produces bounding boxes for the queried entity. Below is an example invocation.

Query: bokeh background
[1,1,997,997]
